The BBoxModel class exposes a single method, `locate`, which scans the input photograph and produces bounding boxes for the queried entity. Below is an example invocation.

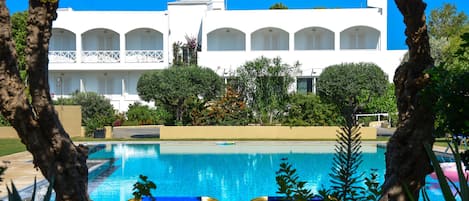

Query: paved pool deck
[0,141,450,199]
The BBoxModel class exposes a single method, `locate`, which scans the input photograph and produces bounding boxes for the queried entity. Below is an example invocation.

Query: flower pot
[93,128,105,138]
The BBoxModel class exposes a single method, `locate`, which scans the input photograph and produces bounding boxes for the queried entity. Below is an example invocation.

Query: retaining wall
[0,105,82,138]
[160,126,377,140]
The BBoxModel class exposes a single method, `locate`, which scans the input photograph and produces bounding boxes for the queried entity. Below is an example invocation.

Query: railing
[82,51,120,63]
[125,50,164,63]
[49,51,76,63]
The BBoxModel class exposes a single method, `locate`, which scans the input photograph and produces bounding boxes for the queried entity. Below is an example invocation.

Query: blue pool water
[86,142,448,201]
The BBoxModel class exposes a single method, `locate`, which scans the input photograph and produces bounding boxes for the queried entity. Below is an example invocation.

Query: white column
[121,78,126,96]
[76,33,82,63]
[246,32,251,52]
[80,78,85,92]
[289,32,294,51]
[335,31,340,51]
[119,33,126,63]
[312,77,317,94]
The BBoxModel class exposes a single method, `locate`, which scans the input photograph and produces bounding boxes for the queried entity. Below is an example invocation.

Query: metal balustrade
[49,51,76,63]
[125,50,164,63]
[82,51,120,63]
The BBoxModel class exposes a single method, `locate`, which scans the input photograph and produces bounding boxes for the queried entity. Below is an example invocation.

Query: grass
[0,138,26,157]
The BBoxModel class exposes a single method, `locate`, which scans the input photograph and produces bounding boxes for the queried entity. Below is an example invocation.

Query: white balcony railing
[82,51,120,63]
[125,50,164,63]
[49,51,76,63]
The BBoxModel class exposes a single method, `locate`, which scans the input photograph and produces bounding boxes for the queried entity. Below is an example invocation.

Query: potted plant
[129,174,157,201]
[85,115,107,138]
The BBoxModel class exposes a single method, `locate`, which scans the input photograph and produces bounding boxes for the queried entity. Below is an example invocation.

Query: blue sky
[5,0,469,50]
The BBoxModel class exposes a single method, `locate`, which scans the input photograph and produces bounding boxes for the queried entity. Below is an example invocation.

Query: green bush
[282,93,342,126]
[55,92,115,126]
[55,92,115,136]
[84,115,110,137]
[126,102,170,125]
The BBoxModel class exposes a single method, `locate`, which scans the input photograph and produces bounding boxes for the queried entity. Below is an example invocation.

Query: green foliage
[429,3,468,40]
[361,169,382,201]
[55,91,115,124]
[428,33,469,136]
[428,3,468,66]
[282,93,342,126]
[126,102,170,125]
[190,86,250,126]
[328,117,364,200]
[55,92,115,136]
[7,177,54,201]
[270,2,288,9]
[132,174,157,201]
[236,56,300,125]
[361,83,397,114]
[11,11,27,71]
[172,35,199,66]
[317,62,388,113]
[275,158,314,201]
[137,66,224,124]
[84,115,108,137]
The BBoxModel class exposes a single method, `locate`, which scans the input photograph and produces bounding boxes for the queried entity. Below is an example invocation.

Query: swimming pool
[86,142,447,201]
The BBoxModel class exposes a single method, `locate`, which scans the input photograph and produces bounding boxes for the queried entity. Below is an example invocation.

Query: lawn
[0,138,26,157]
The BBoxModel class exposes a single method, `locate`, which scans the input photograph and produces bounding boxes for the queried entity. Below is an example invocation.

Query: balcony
[49,51,76,63]
[125,50,164,63]
[49,28,165,65]
[81,51,120,63]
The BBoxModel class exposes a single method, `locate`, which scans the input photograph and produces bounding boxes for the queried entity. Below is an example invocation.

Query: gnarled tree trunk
[380,0,435,200]
[0,1,90,200]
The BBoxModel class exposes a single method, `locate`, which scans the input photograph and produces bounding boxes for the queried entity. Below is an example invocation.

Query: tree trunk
[0,1,90,201]
[380,0,435,201]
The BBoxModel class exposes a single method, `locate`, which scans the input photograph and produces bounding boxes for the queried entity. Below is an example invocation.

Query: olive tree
[137,65,224,124]
[380,0,435,200]
[0,0,90,200]
[236,56,300,125]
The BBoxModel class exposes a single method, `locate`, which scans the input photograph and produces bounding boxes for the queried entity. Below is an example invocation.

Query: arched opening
[125,28,164,63]
[50,28,77,63]
[207,28,246,51]
[340,26,380,50]
[81,28,120,63]
[294,27,334,50]
[251,27,289,51]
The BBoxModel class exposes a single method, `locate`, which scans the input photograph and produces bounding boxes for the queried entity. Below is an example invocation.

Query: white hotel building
[48,0,406,112]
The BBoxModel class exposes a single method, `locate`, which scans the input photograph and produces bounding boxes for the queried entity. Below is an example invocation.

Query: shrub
[190,86,251,126]
[126,103,170,125]
[55,92,115,126]
[317,62,388,112]
[282,93,342,126]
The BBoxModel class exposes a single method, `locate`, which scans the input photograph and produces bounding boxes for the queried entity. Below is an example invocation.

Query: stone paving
[0,151,44,199]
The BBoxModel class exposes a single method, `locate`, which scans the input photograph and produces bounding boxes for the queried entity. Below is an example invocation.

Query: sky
[5,0,469,50]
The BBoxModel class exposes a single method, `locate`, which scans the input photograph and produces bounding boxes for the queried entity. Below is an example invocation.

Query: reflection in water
[88,143,384,201]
